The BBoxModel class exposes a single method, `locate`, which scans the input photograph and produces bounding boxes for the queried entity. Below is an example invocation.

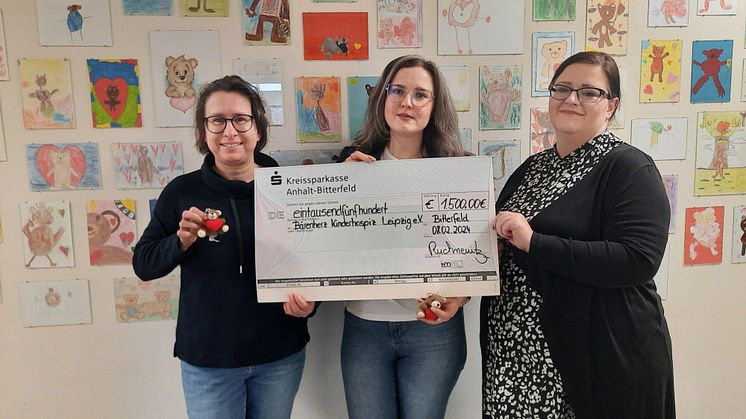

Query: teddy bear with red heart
[197,208,229,241]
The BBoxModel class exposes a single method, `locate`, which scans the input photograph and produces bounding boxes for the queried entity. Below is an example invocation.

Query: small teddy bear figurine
[417,292,446,321]
[197,208,229,242]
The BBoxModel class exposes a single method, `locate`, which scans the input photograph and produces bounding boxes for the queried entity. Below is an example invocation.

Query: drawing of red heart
[170,96,196,113]
[666,73,678,84]
[90,249,103,265]
[93,77,128,121]
[59,246,69,257]
[35,145,87,188]
[119,231,135,247]
[643,85,653,95]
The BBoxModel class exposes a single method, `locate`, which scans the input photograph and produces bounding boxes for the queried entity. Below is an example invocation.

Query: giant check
[254,157,500,302]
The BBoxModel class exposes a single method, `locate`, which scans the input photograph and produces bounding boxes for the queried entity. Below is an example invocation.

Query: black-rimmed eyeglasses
[204,114,255,133]
[385,84,435,107]
[548,85,610,103]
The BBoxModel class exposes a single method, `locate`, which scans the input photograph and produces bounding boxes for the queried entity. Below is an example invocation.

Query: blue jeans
[341,310,467,419]
[180,348,305,419]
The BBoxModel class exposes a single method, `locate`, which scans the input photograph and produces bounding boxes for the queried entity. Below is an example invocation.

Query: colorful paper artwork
[694,111,746,196]
[233,58,284,126]
[648,0,689,26]
[478,139,521,197]
[529,107,555,155]
[459,128,472,154]
[690,40,733,104]
[732,205,746,263]
[243,0,290,46]
[19,58,75,129]
[20,201,75,269]
[124,0,173,15]
[0,103,6,161]
[26,143,102,191]
[640,40,682,103]
[112,142,184,189]
[532,32,574,97]
[653,243,670,299]
[479,66,521,130]
[295,77,342,143]
[437,0,524,55]
[180,0,229,16]
[696,0,737,15]
[662,174,678,234]
[270,149,340,166]
[684,206,724,266]
[441,66,470,112]
[114,276,180,322]
[18,279,91,327]
[347,76,379,139]
[585,0,629,55]
[87,59,142,128]
[36,0,112,46]
[0,10,9,80]
[86,199,136,266]
[149,30,222,127]
[630,117,688,160]
[302,12,369,60]
[533,0,576,21]
[377,0,422,48]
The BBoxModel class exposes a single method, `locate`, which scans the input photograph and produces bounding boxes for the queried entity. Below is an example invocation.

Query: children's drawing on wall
[295,77,342,143]
[347,76,379,139]
[87,59,141,128]
[313,0,358,2]
[695,111,746,195]
[26,143,101,191]
[532,32,573,97]
[697,0,737,14]
[302,12,369,60]
[630,117,687,160]
[732,205,746,263]
[123,0,173,15]
[18,279,91,327]
[233,58,284,125]
[529,107,556,155]
[20,201,75,269]
[690,40,733,103]
[86,199,136,266]
[181,0,229,16]
[243,0,290,46]
[585,0,629,55]
[640,39,682,103]
[377,0,422,48]
[36,0,112,46]
[20,58,75,129]
[652,243,670,299]
[270,149,340,166]
[114,276,180,322]
[478,139,521,197]
[648,0,688,26]
[661,174,678,234]
[459,128,472,153]
[149,30,222,127]
[0,11,9,81]
[0,103,6,161]
[479,66,521,130]
[112,142,184,189]
[437,0,523,55]
[533,0,576,20]
[684,206,724,265]
[441,66,470,112]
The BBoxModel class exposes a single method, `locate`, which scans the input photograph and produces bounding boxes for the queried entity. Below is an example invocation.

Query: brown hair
[550,51,621,119]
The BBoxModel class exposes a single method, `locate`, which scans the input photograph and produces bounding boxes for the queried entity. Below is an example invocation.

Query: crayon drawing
[303,13,368,61]
[437,0,523,55]
[661,174,678,234]
[648,0,689,26]
[87,59,142,128]
[270,149,340,166]
[478,139,521,197]
[585,0,629,55]
[529,107,555,155]
[123,0,173,15]
[0,103,6,161]
[26,143,102,191]
[0,10,9,80]
[295,77,342,143]
[114,276,180,322]
[348,76,379,139]
[684,206,724,266]
[459,128,472,154]
[640,40,682,103]
[532,32,574,97]
[180,0,229,16]
[18,279,91,327]
[36,0,112,46]
[112,142,184,189]
[479,66,521,130]
[233,58,284,125]
[243,0,290,46]
[630,117,687,160]
[732,205,746,263]
[690,40,733,104]
[377,0,422,48]
[441,66,470,112]
[19,58,75,129]
[694,111,746,195]
[533,0,576,21]
[87,199,136,266]
[313,0,358,2]
[697,0,737,14]
[20,201,75,269]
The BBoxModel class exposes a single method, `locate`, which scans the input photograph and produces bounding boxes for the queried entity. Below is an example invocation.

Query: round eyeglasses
[385,84,435,107]
[548,85,610,103]
[204,114,255,134]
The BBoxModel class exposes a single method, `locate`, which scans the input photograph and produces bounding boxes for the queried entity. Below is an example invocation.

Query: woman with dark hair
[133,75,314,419]
[482,51,675,418]
[337,55,469,419]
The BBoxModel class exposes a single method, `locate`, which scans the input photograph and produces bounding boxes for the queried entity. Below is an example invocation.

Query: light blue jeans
[180,348,305,419]
[341,310,467,419]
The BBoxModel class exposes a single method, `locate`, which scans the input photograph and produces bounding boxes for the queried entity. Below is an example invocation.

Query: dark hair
[193,75,269,154]
[353,55,463,157]
[550,51,621,119]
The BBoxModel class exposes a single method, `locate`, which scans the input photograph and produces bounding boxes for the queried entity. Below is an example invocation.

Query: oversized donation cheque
[254,156,500,302]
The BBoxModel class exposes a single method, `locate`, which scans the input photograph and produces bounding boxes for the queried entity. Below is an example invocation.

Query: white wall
[0,1,743,418]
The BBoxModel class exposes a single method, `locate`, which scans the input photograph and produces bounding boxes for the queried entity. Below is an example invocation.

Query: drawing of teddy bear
[688,207,720,260]
[116,294,145,321]
[539,40,567,89]
[164,55,199,99]
[144,290,172,319]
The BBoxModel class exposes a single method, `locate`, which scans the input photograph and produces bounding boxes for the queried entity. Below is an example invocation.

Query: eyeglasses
[385,84,434,107]
[548,85,610,103]
[204,114,254,133]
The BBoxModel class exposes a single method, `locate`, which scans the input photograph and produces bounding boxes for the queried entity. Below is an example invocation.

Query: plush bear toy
[417,292,446,321]
[197,208,229,241]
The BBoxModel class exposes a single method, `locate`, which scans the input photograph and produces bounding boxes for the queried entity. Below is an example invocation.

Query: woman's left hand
[283,292,315,318]
[492,211,533,252]
[417,296,469,325]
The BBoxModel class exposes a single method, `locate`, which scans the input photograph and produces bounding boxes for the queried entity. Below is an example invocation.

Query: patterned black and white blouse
[482,131,623,419]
